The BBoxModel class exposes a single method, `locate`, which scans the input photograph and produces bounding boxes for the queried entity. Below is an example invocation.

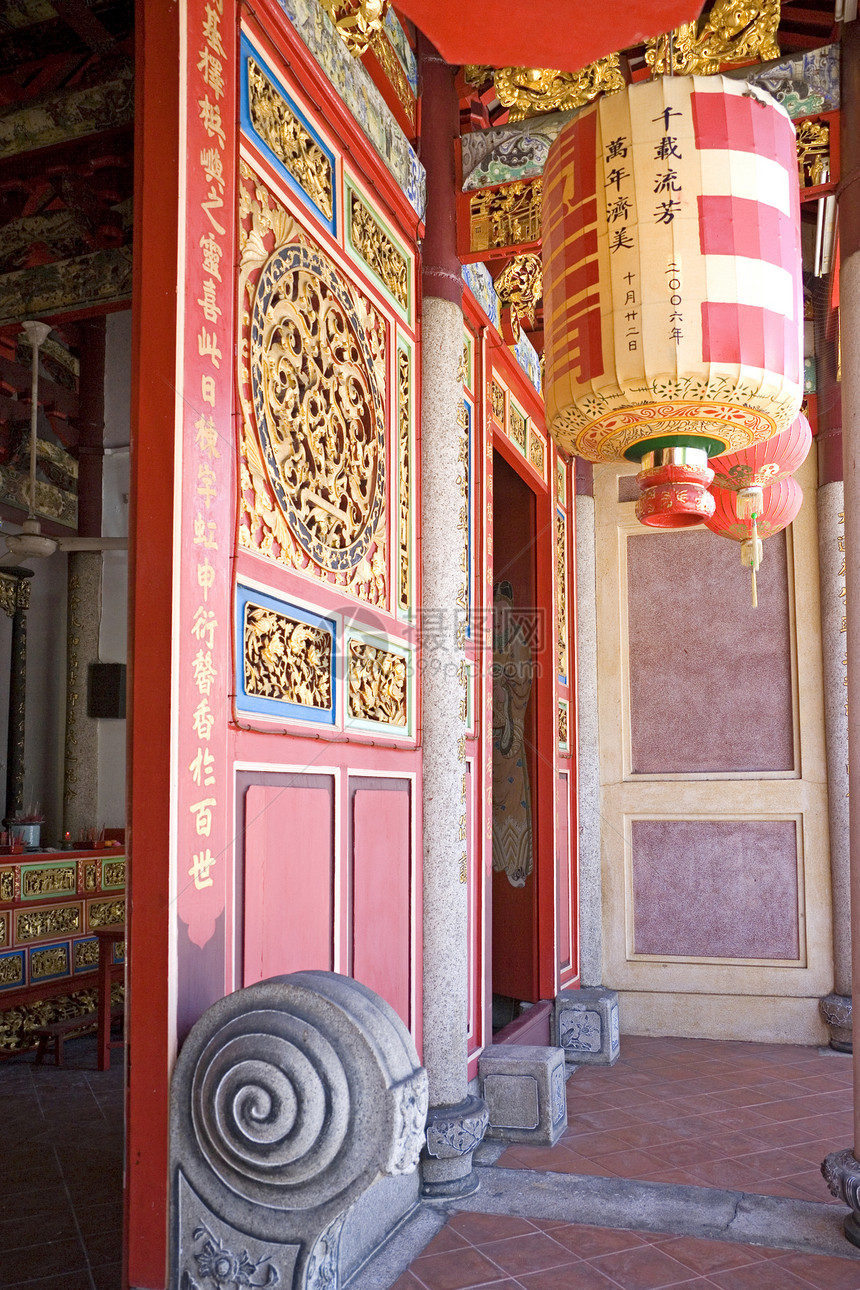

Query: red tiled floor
[403,1218,860,1290]
[499,1035,853,1205]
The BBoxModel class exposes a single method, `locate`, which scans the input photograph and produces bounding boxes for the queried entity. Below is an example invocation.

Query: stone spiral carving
[172,972,427,1289]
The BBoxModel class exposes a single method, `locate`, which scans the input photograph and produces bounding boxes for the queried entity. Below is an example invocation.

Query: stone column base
[554,987,620,1066]
[823,1148,860,1247]
[421,1094,488,1200]
[820,994,853,1052]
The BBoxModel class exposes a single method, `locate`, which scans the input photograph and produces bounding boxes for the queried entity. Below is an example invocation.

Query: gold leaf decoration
[319,0,389,57]
[348,640,407,725]
[646,0,780,76]
[495,253,542,331]
[494,55,625,120]
[248,59,333,220]
[244,604,332,709]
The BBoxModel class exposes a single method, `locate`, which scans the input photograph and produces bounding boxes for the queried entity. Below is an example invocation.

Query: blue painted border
[240,36,338,238]
[28,941,70,985]
[0,949,24,990]
[235,584,337,725]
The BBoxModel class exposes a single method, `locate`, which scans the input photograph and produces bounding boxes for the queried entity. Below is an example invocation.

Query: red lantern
[705,476,803,606]
[709,414,812,522]
[635,447,715,529]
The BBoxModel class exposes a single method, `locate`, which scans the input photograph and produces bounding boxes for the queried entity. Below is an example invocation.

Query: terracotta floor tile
[517,1264,624,1289]
[476,1232,581,1275]
[544,1225,648,1259]
[733,1147,817,1179]
[656,1237,762,1276]
[409,1247,512,1290]
[421,1226,473,1255]
[709,1261,832,1290]
[771,1251,860,1289]
[588,1147,666,1176]
[447,1214,539,1244]
[590,1243,703,1289]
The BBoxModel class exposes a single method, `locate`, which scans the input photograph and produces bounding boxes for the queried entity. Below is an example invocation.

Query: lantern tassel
[736,486,764,522]
[740,518,763,609]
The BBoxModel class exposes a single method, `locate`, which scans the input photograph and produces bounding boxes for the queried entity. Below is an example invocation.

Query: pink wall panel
[352,784,411,1025]
[632,818,800,960]
[243,784,334,984]
[626,529,794,773]
[556,773,571,970]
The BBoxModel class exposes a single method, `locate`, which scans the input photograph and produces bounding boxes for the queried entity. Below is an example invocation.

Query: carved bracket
[170,971,428,1290]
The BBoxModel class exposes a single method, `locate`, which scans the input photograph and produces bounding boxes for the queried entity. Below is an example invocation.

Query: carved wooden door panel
[230,9,423,1043]
[130,8,424,1279]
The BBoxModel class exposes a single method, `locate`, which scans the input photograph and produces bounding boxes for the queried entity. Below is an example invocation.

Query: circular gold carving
[553,400,778,464]
[251,243,385,571]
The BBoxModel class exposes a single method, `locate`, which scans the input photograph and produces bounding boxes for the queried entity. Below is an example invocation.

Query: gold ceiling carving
[470,179,542,254]
[493,56,625,120]
[796,119,830,188]
[646,0,780,76]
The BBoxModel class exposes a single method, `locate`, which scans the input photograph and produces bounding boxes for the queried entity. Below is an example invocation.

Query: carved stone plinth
[421,1094,489,1199]
[479,1044,567,1147]
[554,987,620,1067]
[822,1149,860,1247]
[820,994,853,1052]
[170,970,428,1290]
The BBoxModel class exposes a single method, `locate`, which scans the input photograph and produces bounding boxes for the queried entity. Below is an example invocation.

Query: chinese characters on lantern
[602,134,640,355]
[654,107,685,346]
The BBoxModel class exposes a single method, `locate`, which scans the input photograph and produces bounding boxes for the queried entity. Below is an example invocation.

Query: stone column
[574,461,603,989]
[1,572,31,821]
[63,317,105,842]
[418,38,487,1199]
[822,18,860,1240]
[63,552,102,841]
[818,372,851,1048]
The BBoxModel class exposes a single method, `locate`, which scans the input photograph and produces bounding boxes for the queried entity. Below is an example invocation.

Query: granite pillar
[418,38,487,1199]
[574,463,603,989]
[63,551,102,842]
[822,17,860,1241]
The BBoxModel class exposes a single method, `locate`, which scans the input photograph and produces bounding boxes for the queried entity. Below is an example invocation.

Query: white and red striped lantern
[542,75,803,524]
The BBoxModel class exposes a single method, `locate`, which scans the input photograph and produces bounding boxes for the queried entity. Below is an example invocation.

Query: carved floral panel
[238,161,389,608]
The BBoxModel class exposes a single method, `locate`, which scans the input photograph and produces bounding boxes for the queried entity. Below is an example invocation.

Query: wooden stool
[33,1006,124,1067]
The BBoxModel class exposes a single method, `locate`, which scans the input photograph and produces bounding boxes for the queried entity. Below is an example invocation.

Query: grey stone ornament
[555,987,620,1066]
[820,994,852,1052]
[822,1148,860,1248]
[424,1094,489,1160]
[478,1044,568,1147]
[170,971,428,1290]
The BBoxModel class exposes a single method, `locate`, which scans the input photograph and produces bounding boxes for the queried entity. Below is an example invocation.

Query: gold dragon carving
[494,56,625,120]
[244,604,332,709]
[319,0,389,56]
[247,59,334,221]
[495,253,542,337]
[646,0,780,76]
[238,161,388,608]
[348,639,407,725]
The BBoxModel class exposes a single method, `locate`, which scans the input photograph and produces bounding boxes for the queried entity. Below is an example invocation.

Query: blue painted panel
[235,584,337,725]
[240,36,338,237]
[28,941,70,985]
[0,949,24,990]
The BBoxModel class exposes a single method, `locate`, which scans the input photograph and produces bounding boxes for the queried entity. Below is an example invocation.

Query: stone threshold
[345,1162,860,1289]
